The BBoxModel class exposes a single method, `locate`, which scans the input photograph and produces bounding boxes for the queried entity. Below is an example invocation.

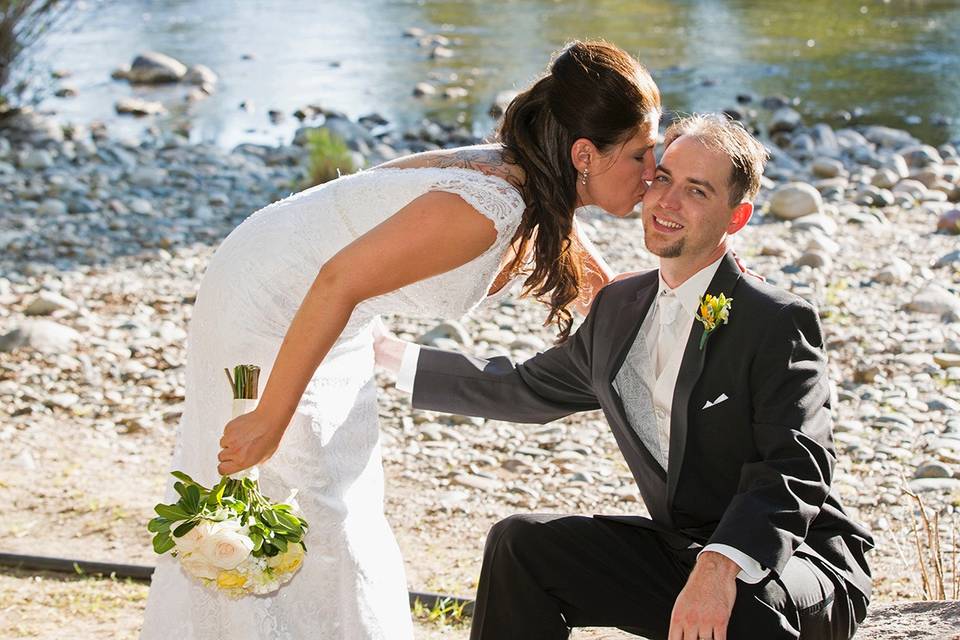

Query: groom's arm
[708,298,835,577]
[405,287,610,424]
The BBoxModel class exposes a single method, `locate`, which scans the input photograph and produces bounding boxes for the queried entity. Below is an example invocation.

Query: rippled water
[31,0,960,147]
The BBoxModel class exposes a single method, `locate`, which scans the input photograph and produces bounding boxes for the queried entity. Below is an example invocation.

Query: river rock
[906,285,960,315]
[413,82,437,97]
[36,198,68,216]
[937,209,960,234]
[18,148,54,170]
[125,51,188,83]
[24,291,78,316]
[933,250,960,269]
[934,353,960,368]
[793,251,831,270]
[863,125,917,148]
[115,98,165,116]
[419,320,472,347]
[791,213,837,235]
[769,182,822,219]
[811,157,844,179]
[0,320,81,353]
[874,258,912,284]
[452,473,502,492]
[899,144,943,169]
[490,90,519,118]
[184,64,218,86]
[769,107,802,134]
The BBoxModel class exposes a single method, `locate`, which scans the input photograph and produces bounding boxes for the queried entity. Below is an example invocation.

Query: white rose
[180,552,220,580]
[199,520,255,570]
[173,521,214,555]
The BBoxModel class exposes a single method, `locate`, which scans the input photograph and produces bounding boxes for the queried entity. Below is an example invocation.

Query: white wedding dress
[141,167,526,639]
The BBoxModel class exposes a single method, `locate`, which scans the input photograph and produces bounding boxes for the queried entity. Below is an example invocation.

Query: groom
[377,114,872,640]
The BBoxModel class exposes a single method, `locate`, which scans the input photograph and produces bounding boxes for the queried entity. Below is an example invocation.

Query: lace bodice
[208,166,527,338]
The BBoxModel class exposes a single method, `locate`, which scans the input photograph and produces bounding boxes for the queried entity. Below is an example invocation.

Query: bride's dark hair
[498,40,660,341]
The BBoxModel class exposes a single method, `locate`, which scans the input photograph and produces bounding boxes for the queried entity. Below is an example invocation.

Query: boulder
[769,182,822,220]
[125,51,188,83]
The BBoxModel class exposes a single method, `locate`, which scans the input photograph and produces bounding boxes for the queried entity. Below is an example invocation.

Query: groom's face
[641,135,739,262]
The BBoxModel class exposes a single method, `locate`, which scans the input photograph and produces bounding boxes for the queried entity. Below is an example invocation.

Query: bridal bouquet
[148,365,309,597]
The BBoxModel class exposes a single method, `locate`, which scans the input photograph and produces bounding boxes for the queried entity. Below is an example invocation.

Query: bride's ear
[570,138,597,173]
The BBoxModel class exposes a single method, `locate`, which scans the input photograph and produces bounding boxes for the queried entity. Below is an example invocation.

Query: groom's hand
[668,551,738,640]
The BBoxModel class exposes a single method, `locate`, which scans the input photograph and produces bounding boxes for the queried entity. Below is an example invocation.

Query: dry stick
[225,368,236,396]
[950,515,960,600]
[932,511,946,600]
[906,488,933,599]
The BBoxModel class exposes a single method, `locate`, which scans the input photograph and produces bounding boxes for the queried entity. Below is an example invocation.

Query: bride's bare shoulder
[374,145,524,188]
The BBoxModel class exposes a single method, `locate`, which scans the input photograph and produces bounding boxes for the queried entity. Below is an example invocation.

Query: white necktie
[656,292,682,377]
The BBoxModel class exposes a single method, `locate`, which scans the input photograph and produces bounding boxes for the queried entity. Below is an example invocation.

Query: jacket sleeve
[411,287,607,424]
[707,299,836,576]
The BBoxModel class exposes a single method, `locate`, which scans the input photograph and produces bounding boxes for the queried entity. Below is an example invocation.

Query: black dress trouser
[469,514,864,640]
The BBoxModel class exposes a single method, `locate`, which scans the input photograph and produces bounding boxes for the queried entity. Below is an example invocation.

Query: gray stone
[36,198,68,216]
[769,107,802,134]
[863,125,917,148]
[490,90,519,118]
[874,258,912,285]
[907,477,960,493]
[452,473,503,491]
[793,251,831,270]
[184,64,218,86]
[899,144,943,168]
[937,209,960,234]
[130,167,168,188]
[0,320,81,353]
[791,213,837,235]
[892,178,927,200]
[857,600,960,639]
[18,148,54,170]
[906,285,960,315]
[871,168,901,189]
[115,98,165,116]
[928,396,960,412]
[413,82,437,97]
[24,291,78,316]
[811,157,844,178]
[419,320,472,347]
[126,51,188,83]
[933,353,960,368]
[769,182,822,219]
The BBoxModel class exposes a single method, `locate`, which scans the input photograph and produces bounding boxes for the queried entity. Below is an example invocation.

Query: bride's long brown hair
[498,40,660,341]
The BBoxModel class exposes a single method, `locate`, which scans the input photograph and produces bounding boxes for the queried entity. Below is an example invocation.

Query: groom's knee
[485,514,543,560]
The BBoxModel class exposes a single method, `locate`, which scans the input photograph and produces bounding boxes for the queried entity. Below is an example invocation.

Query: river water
[31,0,960,148]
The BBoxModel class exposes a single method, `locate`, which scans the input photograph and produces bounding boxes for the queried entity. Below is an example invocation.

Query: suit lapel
[666,253,742,509]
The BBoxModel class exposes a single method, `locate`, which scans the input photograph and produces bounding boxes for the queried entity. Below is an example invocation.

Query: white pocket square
[702,393,729,410]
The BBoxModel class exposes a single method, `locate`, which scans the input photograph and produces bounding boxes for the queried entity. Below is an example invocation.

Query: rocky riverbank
[1,94,959,638]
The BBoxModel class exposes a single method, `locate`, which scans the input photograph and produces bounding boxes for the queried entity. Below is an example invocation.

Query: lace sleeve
[427,171,526,241]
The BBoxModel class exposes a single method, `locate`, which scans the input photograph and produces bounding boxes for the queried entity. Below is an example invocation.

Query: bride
[141,40,661,639]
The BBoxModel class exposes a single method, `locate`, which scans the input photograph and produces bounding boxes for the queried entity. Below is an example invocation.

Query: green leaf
[173,481,189,500]
[147,517,171,533]
[152,531,175,555]
[155,504,189,521]
[261,510,279,527]
[170,471,200,486]
[273,536,288,552]
[172,519,198,538]
[185,485,201,513]
[249,531,263,552]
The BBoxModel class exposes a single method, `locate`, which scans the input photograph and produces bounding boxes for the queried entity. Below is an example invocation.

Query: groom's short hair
[663,114,769,207]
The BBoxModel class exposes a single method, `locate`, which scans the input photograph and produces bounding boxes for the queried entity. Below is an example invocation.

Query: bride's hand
[217,409,286,475]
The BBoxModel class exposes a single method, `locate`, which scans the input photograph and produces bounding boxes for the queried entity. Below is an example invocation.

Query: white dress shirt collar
[656,255,726,318]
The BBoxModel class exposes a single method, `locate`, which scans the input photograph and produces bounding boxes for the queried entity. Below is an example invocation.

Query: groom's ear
[727,202,753,235]
[571,138,598,173]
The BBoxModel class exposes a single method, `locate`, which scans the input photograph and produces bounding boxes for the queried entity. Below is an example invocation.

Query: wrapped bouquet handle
[147,363,308,597]
[225,364,261,481]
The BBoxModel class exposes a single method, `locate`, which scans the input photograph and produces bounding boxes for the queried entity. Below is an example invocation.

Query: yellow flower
[268,544,305,575]
[696,293,732,349]
[216,570,247,590]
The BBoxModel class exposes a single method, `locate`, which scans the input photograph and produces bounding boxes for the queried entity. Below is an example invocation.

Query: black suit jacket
[412,252,873,605]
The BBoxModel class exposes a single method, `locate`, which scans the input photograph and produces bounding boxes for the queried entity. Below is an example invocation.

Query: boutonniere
[696,293,732,350]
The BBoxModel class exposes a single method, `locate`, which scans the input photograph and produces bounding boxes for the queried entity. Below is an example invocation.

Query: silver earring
[580,168,589,185]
